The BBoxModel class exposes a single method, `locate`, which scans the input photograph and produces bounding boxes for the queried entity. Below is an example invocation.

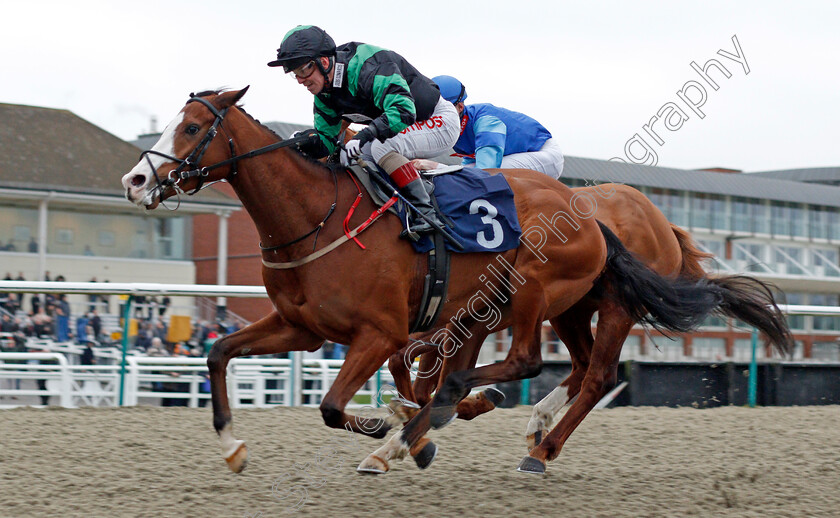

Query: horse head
[121,87,250,209]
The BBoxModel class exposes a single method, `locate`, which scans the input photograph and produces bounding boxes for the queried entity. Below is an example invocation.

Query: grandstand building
[559,160,840,362]
[0,102,240,321]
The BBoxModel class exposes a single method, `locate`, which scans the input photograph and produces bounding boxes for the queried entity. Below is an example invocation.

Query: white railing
[0,354,397,409]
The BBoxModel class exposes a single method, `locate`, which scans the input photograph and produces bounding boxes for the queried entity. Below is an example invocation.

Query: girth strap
[410,232,451,333]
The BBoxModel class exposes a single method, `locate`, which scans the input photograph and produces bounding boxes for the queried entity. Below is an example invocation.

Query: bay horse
[120,88,767,475]
[366,183,793,473]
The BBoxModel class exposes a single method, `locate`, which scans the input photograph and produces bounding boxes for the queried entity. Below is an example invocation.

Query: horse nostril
[130,175,146,187]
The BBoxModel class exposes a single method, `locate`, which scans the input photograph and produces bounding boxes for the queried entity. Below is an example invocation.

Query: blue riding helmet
[432,75,467,104]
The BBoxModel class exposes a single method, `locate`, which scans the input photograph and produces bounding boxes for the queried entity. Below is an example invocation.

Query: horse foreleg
[519,302,633,474]
[318,328,401,439]
[358,329,499,475]
[208,311,324,473]
[525,307,595,449]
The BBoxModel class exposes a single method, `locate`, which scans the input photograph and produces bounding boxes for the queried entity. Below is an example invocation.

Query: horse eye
[186,124,200,135]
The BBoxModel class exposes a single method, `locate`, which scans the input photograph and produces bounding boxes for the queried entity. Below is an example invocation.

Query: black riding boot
[401,178,444,235]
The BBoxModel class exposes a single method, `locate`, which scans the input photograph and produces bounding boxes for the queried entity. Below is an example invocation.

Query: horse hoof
[389,396,421,410]
[386,398,422,426]
[429,406,458,429]
[516,456,546,475]
[410,439,438,470]
[225,442,249,474]
[357,454,389,475]
[483,387,506,407]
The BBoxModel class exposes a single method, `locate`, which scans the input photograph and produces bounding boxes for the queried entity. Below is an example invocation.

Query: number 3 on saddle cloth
[411,166,522,253]
[351,163,522,332]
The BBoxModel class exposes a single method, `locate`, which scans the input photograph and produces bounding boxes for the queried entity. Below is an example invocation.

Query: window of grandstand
[733,338,768,361]
[752,200,770,234]
[830,209,840,240]
[0,205,38,251]
[791,203,807,237]
[811,341,840,362]
[773,245,806,275]
[689,193,727,231]
[733,242,769,273]
[40,210,189,259]
[648,188,688,227]
[647,336,684,360]
[811,248,840,278]
[619,335,641,361]
[811,294,840,331]
[696,238,729,273]
[700,314,728,329]
[692,337,727,359]
[809,206,831,240]
[771,201,791,237]
[732,197,752,233]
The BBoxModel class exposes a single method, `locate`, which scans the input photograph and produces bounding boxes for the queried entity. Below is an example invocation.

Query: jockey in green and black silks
[269,25,459,235]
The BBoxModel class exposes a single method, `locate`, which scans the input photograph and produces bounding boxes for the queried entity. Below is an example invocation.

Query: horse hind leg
[518,301,633,474]
[207,312,324,473]
[449,331,507,420]
[525,306,595,449]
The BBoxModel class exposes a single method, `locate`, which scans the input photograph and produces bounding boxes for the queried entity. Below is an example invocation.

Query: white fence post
[56,354,72,408]
[291,351,302,406]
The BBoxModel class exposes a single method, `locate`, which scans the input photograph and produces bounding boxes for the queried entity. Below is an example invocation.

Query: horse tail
[598,221,794,358]
[704,275,795,358]
[670,223,712,279]
[598,220,725,334]
[670,222,793,357]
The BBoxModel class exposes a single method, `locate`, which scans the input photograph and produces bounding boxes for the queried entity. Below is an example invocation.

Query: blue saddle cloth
[405,167,521,253]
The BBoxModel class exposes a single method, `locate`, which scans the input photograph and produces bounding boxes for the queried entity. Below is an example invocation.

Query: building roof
[264,121,310,139]
[745,166,840,185]
[0,103,236,205]
[562,156,840,208]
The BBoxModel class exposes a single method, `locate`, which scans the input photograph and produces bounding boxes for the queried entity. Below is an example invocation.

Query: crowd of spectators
[1,272,342,362]
[1,272,109,348]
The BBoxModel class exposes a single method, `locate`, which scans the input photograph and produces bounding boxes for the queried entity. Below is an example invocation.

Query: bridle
[138,93,339,249]
[137,95,236,209]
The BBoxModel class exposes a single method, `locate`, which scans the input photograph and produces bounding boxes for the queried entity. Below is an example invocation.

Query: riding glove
[345,138,363,159]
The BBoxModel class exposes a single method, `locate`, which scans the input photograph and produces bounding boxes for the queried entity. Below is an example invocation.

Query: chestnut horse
[367,183,793,473]
[121,88,771,474]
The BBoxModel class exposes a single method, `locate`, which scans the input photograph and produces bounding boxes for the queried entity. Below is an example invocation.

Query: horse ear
[218,86,250,109]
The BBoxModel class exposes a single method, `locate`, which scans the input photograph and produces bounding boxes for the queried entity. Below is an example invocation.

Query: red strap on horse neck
[343,170,366,248]
[389,162,420,188]
[342,169,398,249]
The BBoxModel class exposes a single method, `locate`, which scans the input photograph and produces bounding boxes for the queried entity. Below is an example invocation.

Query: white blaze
[121,111,185,205]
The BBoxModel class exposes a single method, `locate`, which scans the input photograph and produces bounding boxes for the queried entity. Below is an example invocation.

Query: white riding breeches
[499,138,565,179]
[369,97,460,164]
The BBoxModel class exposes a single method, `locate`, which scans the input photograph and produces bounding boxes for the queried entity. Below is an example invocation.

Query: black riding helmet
[268,25,336,75]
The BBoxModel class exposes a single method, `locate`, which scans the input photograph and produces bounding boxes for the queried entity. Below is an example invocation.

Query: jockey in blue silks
[432,75,565,179]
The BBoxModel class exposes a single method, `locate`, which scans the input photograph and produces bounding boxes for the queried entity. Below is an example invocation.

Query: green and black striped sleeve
[313,95,342,155]
[349,45,418,142]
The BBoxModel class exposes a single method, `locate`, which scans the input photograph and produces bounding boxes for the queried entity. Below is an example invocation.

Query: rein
[140,94,319,204]
[148,93,397,269]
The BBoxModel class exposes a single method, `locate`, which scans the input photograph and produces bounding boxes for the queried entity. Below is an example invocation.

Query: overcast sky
[3,1,837,172]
